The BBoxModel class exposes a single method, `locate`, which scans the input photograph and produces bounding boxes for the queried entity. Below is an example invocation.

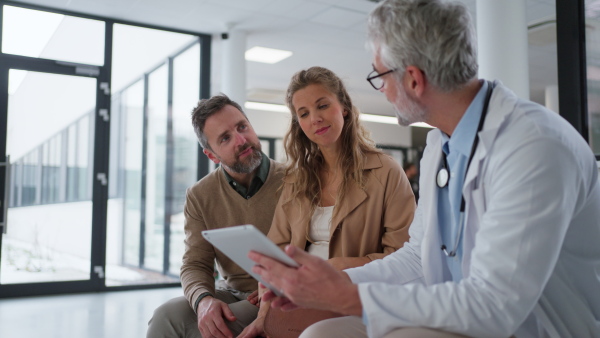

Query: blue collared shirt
[437,81,488,282]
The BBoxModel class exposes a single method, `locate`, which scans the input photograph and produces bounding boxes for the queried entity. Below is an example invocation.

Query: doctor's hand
[249,245,363,316]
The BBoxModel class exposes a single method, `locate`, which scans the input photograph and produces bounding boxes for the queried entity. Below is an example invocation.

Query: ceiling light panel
[359,113,397,125]
[245,101,290,113]
[245,46,292,64]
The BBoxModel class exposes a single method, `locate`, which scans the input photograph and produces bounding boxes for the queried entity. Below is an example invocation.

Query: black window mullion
[197,35,212,180]
[163,57,175,275]
[89,20,112,288]
[139,73,149,269]
[556,0,589,141]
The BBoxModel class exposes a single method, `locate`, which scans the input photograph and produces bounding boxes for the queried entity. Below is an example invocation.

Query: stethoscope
[437,81,494,257]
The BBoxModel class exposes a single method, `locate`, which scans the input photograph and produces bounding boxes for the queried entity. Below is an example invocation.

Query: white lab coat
[346,82,600,338]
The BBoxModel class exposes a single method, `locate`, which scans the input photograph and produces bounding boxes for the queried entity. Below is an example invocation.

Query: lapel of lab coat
[460,81,517,275]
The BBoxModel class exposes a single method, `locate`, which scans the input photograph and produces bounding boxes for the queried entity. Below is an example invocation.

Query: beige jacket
[268,153,415,260]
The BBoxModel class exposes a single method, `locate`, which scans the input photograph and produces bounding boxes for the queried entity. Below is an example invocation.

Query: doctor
[249,0,600,337]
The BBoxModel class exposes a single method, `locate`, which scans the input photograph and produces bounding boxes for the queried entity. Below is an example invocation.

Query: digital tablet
[202,224,299,296]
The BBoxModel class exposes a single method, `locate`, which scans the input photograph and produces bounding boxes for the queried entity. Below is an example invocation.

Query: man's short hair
[367,0,478,92]
[190,94,247,150]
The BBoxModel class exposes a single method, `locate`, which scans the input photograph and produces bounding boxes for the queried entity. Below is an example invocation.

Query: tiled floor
[0,286,182,338]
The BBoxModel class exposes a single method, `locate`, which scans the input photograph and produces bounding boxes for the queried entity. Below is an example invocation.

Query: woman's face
[292,83,347,151]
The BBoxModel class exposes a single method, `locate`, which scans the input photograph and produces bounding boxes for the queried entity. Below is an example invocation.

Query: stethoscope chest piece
[436,167,449,188]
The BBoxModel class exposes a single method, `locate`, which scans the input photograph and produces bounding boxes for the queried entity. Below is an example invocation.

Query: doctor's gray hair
[367,0,478,92]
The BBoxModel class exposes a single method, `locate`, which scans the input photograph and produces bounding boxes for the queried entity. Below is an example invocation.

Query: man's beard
[219,142,262,174]
[393,85,427,126]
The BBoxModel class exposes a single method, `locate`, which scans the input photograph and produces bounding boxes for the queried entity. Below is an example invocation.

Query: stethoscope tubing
[437,80,495,257]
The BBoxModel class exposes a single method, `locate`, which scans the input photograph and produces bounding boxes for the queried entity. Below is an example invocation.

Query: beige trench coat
[268,152,415,260]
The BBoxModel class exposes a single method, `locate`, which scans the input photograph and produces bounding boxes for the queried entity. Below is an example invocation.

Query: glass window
[111,24,196,93]
[169,43,200,275]
[110,80,145,277]
[0,5,208,289]
[66,124,77,201]
[2,69,96,284]
[2,5,105,65]
[9,160,19,207]
[144,64,168,272]
[77,115,92,200]
[21,151,38,206]
[107,24,199,286]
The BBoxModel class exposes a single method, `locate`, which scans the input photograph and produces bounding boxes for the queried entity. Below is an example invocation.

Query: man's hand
[197,296,236,338]
[249,245,362,316]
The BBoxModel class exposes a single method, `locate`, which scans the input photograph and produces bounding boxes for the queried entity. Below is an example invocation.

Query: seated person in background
[238,66,416,337]
[403,162,419,202]
[146,94,285,338]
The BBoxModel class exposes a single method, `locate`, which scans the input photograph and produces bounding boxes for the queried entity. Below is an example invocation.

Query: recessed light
[359,113,398,125]
[359,113,433,128]
[245,101,290,113]
[245,46,292,64]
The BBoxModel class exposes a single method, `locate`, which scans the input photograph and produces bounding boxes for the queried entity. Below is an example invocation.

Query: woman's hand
[246,290,260,306]
[237,315,266,338]
[238,285,270,338]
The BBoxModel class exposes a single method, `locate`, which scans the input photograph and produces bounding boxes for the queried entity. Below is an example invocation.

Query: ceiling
[9,0,557,118]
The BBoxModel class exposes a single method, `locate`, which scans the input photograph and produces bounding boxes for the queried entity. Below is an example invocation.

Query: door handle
[0,156,10,234]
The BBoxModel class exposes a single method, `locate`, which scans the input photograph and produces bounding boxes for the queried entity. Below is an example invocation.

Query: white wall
[362,121,412,147]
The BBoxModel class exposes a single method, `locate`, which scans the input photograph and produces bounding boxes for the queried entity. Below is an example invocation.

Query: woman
[239,66,415,337]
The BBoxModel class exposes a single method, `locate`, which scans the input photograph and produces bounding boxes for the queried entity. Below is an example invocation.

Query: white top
[307,205,334,260]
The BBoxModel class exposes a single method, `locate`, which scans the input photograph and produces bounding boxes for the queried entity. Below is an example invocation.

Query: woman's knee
[300,316,366,338]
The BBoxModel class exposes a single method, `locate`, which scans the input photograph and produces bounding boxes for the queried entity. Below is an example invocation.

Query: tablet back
[202,224,298,296]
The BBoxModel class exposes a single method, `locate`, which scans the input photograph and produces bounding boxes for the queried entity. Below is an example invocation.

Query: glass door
[0,67,102,296]
[0,4,108,296]
[0,3,212,295]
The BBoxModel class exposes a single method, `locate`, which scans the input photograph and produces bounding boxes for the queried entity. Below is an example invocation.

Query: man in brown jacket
[147,94,284,338]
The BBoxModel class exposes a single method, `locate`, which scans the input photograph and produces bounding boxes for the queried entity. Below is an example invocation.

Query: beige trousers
[146,289,258,338]
[299,316,470,338]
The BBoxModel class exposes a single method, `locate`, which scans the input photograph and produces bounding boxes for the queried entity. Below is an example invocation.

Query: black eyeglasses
[366,68,397,90]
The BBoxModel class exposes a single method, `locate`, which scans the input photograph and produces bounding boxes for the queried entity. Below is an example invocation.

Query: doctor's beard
[393,85,428,126]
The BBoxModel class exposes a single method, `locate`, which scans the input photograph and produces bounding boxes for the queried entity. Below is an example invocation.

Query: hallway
[0,286,182,338]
